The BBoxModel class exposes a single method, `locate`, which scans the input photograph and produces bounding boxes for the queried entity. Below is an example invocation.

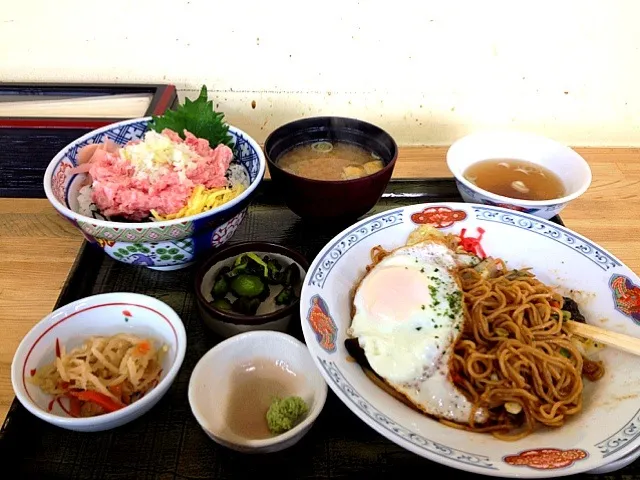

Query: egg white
[350,241,487,425]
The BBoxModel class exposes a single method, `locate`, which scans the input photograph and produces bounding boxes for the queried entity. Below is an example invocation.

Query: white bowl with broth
[446,131,592,219]
[188,330,327,454]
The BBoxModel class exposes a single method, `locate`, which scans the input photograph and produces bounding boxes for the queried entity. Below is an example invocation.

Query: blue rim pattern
[595,406,640,458]
[233,132,260,180]
[473,207,621,271]
[318,359,496,470]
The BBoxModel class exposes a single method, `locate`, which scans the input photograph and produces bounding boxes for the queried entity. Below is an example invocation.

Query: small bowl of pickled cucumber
[194,242,310,338]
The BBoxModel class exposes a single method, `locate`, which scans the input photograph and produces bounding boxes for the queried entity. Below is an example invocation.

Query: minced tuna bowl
[72,128,249,222]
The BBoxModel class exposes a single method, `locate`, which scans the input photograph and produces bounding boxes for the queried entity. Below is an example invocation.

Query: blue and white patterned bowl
[301,202,640,477]
[43,117,265,270]
[446,131,592,220]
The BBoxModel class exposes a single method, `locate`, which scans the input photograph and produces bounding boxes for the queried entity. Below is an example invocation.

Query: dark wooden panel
[0,83,177,198]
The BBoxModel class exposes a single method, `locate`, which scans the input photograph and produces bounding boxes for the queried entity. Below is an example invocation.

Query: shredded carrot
[69,390,124,413]
[109,383,123,401]
[135,341,151,356]
[69,396,82,417]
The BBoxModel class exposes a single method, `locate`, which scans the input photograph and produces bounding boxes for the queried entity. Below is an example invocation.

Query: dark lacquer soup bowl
[263,116,398,220]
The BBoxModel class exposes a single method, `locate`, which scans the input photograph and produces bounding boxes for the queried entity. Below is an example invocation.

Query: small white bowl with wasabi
[188,330,327,453]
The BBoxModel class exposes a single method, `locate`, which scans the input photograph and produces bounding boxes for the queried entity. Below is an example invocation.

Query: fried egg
[349,241,487,425]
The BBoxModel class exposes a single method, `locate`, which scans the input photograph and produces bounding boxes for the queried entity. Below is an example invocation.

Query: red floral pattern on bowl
[504,448,587,470]
[411,206,467,228]
[52,160,73,204]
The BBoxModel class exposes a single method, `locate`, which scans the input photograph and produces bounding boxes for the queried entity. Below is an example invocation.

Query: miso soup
[463,159,565,201]
[277,141,385,181]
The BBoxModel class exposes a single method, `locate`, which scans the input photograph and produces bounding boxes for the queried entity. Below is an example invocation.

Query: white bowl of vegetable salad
[43,86,266,270]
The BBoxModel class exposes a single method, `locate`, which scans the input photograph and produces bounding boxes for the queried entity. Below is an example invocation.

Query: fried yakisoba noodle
[445,265,604,440]
[353,225,605,440]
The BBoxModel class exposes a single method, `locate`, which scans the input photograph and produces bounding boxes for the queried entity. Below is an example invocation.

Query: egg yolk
[359,265,433,327]
[350,245,466,386]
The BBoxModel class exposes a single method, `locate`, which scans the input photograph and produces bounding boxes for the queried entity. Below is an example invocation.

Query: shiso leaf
[148,85,233,147]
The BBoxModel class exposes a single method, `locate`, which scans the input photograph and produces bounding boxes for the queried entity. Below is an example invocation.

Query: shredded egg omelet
[151,184,246,221]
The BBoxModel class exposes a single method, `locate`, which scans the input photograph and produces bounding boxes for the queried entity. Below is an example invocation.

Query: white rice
[77,184,97,218]
[227,162,250,189]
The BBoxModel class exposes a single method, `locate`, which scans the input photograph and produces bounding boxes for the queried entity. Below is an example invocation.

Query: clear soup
[463,159,566,201]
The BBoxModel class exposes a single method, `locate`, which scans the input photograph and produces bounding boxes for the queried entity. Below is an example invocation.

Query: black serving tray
[1,179,622,480]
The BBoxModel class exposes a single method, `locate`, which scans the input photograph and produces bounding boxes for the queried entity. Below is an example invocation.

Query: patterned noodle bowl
[300,202,640,477]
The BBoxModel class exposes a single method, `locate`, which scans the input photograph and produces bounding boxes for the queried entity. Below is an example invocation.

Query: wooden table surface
[1,146,639,423]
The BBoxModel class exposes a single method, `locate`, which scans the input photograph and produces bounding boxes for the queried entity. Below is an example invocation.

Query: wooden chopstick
[565,320,640,357]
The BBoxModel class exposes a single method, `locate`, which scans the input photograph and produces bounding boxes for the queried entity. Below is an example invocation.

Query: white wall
[2,0,640,146]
